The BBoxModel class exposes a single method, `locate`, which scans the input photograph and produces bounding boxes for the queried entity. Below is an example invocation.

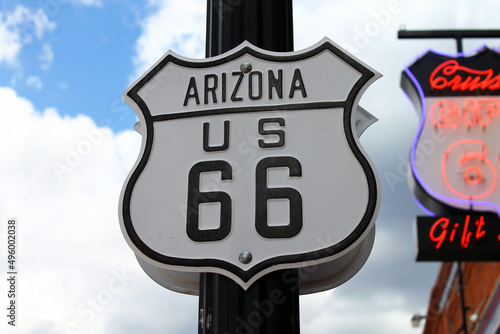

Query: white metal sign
[119,38,381,294]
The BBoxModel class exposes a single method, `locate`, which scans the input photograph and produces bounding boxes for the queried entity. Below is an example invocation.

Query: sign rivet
[240,62,252,73]
[239,251,252,264]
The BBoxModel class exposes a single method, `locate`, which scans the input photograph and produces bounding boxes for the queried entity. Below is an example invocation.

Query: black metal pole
[206,0,293,57]
[398,29,500,54]
[199,1,299,333]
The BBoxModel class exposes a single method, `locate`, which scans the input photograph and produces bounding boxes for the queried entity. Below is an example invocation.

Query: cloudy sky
[1,0,500,333]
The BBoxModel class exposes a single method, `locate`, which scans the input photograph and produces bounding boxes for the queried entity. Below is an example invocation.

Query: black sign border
[122,40,379,283]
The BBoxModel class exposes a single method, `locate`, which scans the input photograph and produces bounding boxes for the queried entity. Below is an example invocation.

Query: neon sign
[428,215,485,249]
[415,214,500,261]
[402,47,500,216]
[430,59,500,91]
[429,98,500,128]
[441,139,497,200]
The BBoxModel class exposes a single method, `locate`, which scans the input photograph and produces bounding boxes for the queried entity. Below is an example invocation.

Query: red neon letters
[430,60,500,91]
[426,98,500,199]
[429,215,486,249]
[430,98,500,128]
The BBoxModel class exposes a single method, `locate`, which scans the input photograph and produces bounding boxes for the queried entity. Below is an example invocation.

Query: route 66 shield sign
[402,47,500,216]
[119,38,381,294]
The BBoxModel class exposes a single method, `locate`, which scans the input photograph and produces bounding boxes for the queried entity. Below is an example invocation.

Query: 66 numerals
[187,156,303,242]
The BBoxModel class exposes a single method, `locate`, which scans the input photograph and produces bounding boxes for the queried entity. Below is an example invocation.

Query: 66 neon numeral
[186,156,303,242]
[442,139,497,199]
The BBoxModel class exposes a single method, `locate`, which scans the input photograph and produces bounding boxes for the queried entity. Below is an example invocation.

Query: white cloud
[25,75,42,90]
[0,21,21,65]
[5,5,56,41]
[0,5,56,66]
[0,87,189,333]
[39,43,54,70]
[130,0,205,81]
